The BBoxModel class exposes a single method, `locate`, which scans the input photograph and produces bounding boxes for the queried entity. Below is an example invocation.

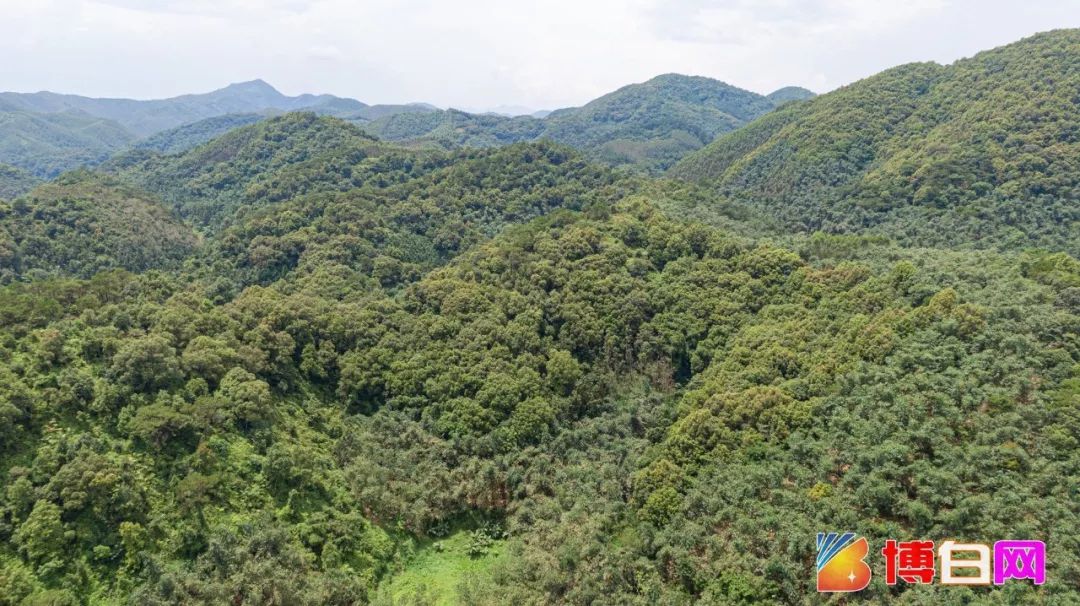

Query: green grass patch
[375,529,505,606]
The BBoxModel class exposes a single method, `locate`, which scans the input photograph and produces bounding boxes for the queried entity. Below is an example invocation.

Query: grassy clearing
[375,529,505,606]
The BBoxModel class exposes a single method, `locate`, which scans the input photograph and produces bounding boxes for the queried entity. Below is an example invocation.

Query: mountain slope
[361,109,545,149]
[0,172,197,281]
[133,113,267,155]
[1,190,1076,603]
[672,29,1080,253]
[105,113,391,227]
[364,74,793,172]
[0,163,40,199]
[0,109,136,178]
[349,103,439,121]
[543,73,778,171]
[0,80,367,137]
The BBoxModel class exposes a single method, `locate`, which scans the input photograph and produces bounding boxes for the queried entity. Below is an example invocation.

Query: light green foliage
[673,30,1080,254]
[105,112,387,227]
[0,34,1077,604]
[375,529,505,606]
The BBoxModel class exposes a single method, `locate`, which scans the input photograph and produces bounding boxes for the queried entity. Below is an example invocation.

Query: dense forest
[0,29,1078,606]
[671,29,1080,254]
[0,165,40,201]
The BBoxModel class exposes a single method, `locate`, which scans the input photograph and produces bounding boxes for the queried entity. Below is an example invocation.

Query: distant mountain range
[0,76,813,179]
[0,79,365,137]
[362,75,815,172]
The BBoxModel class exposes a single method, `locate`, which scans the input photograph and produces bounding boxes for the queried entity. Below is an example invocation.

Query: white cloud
[0,0,1075,109]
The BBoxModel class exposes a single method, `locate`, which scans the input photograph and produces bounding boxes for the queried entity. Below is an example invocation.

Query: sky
[0,0,1077,112]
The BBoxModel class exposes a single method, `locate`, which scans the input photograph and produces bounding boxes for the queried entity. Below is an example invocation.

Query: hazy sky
[1,0,1076,111]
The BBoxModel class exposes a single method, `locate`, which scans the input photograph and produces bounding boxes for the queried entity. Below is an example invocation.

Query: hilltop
[105,113,387,227]
[672,29,1080,253]
[363,74,800,172]
[0,172,197,281]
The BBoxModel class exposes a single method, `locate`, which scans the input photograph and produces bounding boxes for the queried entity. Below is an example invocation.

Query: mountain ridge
[0,79,368,136]
[362,73,805,172]
[671,28,1080,253]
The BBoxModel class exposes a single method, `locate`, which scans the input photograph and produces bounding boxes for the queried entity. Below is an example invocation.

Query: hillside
[0,172,197,281]
[106,113,389,227]
[0,29,1078,606]
[361,109,545,149]
[672,29,1080,253]
[545,74,777,171]
[364,74,790,172]
[0,79,367,137]
[350,103,439,121]
[0,109,136,178]
[0,163,40,199]
[0,82,441,179]
[133,113,267,155]
[0,181,1076,603]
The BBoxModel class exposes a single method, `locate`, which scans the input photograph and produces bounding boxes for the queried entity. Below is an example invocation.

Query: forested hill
[671,29,1080,253]
[363,74,799,172]
[765,86,816,105]
[0,80,367,137]
[0,168,1077,602]
[133,114,267,155]
[0,30,1078,606]
[104,113,390,228]
[0,82,434,179]
[0,172,197,282]
[542,74,778,171]
[0,75,803,180]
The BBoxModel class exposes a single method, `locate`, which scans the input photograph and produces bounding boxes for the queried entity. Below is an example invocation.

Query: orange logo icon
[817,532,872,592]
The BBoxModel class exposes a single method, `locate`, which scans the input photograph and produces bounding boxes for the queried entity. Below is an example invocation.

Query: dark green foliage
[673,30,1080,254]
[105,113,388,228]
[0,172,198,282]
[194,139,623,292]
